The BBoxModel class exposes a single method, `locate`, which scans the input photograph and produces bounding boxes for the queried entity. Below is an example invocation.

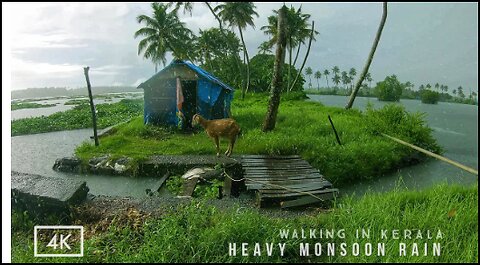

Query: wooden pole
[345,2,388,109]
[84,67,99,146]
[382,133,478,176]
[328,115,342,145]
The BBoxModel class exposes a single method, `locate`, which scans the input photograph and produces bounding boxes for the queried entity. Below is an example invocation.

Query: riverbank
[11,99,143,136]
[11,183,478,262]
[74,92,440,186]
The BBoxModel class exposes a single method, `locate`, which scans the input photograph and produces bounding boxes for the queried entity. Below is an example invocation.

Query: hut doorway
[181,80,197,130]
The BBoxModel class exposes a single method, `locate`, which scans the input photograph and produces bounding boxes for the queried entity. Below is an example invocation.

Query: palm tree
[167,2,194,16]
[314,70,322,91]
[134,2,194,72]
[444,85,449,94]
[215,2,259,99]
[332,74,341,89]
[365,72,373,88]
[258,41,273,54]
[453,89,457,96]
[426,83,432,90]
[323,69,330,88]
[457,86,465,98]
[434,83,440,92]
[305,67,313,89]
[261,6,318,90]
[348,67,357,91]
[341,71,349,91]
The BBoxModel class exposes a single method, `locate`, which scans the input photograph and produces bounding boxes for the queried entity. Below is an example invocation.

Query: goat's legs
[214,136,220,157]
[226,136,236,157]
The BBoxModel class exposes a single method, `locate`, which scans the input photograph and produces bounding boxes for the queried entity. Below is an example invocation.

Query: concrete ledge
[11,171,89,216]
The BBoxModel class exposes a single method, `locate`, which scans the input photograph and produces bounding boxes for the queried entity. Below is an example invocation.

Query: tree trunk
[345,2,387,109]
[288,21,315,92]
[83,67,99,146]
[325,75,329,88]
[262,6,287,132]
[239,27,250,99]
[317,79,320,91]
[287,36,292,93]
[292,43,301,67]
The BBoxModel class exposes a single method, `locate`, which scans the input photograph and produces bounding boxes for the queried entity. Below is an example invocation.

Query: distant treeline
[11,86,139,99]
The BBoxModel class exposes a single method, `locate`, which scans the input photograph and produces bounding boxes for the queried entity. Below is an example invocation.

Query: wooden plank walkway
[240,155,338,208]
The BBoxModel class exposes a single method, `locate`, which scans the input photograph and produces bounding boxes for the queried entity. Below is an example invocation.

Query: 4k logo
[34,226,84,257]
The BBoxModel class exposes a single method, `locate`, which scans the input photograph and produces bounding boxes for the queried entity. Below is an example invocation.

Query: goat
[192,114,241,157]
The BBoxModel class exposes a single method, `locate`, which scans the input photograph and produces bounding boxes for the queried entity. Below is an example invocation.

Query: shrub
[375,75,404,102]
[420,90,440,104]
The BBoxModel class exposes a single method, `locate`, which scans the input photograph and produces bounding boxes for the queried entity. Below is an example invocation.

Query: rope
[222,170,327,202]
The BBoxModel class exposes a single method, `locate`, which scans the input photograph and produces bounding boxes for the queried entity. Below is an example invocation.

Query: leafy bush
[420,90,440,104]
[375,75,404,102]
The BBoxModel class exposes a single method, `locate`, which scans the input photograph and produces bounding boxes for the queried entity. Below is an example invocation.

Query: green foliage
[11,184,479,263]
[375,75,404,102]
[64,99,90,105]
[11,99,143,136]
[75,92,440,185]
[11,102,56,110]
[420,90,440,104]
[249,54,305,92]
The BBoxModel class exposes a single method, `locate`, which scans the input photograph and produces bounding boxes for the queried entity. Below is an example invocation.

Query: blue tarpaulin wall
[138,60,234,127]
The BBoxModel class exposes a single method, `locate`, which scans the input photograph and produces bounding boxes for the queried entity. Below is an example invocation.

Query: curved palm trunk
[263,6,287,132]
[289,21,315,92]
[287,36,292,93]
[238,27,250,99]
[346,2,387,109]
[325,75,329,88]
[292,44,301,67]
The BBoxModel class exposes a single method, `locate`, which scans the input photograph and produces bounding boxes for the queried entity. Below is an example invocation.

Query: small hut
[138,60,234,129]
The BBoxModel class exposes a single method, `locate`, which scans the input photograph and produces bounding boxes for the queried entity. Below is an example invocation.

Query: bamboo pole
[328,115,342,145]
[382,133,478,176]
[84,67,99,146]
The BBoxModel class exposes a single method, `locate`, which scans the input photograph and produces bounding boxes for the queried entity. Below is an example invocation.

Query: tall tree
[263,5,287,132]
[323,69,330,88]
[305,67,313,89]
[341,71,349,90]
[314,70,322,91]
[258,41,273,54]
[348,67,357,91]
[261,6,318,90]
[288,21,316,92]
[457,86,465,98]
[435,83,440,92]
[134,2,195,71]
[215,2,259,99]
[365,72,373,87]
[345,2,388,109]
[332,74,341,88]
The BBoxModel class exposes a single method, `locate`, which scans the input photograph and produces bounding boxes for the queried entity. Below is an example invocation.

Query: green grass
[75,92,440,185]
[11,99,143,136]
[11,102,56,110]
[11,183,478,262]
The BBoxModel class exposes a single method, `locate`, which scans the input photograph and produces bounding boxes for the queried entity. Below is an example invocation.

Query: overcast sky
[3,2,478,93]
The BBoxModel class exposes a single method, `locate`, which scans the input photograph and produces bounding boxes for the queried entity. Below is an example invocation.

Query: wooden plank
[241,155,300,159]
[258,184,331,194]
[280,192,338,208]
[181,178,198,196]
[244,172,323,177]
[259,188,338,199]
[243,166,313,170]
[153,172,170,192]
[241,159,306,163]
[245,177,329,185]
[246,181,332,191]
[244,168,319,173]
